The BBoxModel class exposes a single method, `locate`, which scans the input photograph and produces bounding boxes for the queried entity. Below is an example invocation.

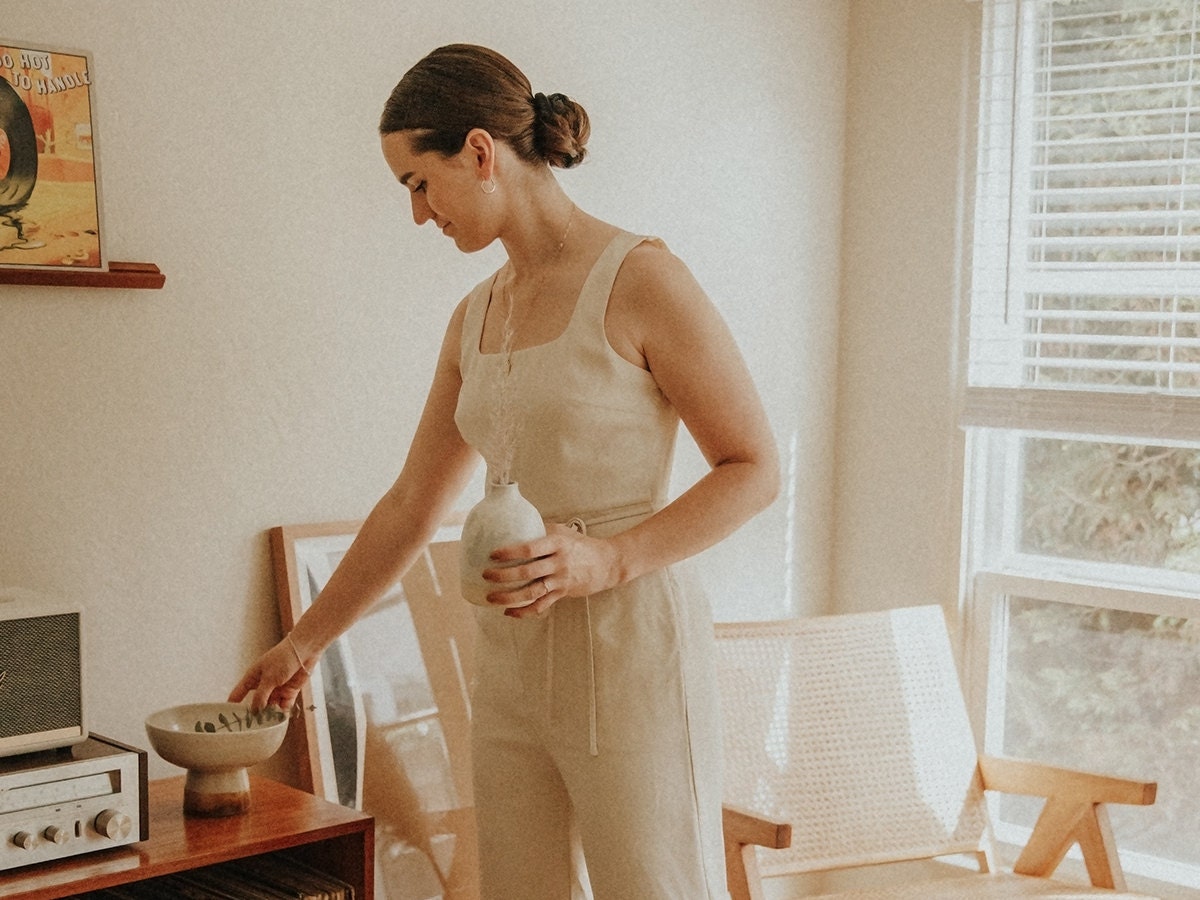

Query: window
[963,0,1200,888]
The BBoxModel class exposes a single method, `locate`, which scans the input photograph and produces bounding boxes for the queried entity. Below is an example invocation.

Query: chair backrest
[716,605,992,880]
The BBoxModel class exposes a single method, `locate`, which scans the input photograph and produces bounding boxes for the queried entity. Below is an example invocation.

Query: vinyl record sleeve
[0,41,104,271]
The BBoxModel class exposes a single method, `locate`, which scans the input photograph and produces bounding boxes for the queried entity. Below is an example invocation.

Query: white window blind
[966,0,1200,440]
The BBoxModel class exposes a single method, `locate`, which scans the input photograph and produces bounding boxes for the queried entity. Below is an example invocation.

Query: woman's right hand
[228,638,315,713]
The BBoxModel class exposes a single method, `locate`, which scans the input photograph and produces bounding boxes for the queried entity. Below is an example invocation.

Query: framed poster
[0,42,103,271]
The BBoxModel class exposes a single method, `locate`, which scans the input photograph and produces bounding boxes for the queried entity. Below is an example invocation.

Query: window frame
[961,0,1200,889]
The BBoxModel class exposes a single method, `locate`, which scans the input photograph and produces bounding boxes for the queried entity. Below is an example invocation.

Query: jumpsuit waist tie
[545,501,656,758]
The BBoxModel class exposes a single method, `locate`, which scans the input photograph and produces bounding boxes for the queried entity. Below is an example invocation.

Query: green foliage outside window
[1002,595,1200,864]
[1021,438,1200,572]
[1011,435,1200,864]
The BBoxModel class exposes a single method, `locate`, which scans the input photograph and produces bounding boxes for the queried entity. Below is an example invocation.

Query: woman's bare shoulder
[604,236,718,367]
[612,236,708,315]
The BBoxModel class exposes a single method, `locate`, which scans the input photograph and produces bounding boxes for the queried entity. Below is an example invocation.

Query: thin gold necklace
[497,202,577,365]
[492,202,576,483]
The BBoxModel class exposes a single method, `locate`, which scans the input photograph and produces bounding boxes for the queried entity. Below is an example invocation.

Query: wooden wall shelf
[0,261,165,289]
[0,776,373,899]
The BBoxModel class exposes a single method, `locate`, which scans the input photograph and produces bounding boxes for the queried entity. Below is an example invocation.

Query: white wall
[833,0,975,615]
[1,0,848,780]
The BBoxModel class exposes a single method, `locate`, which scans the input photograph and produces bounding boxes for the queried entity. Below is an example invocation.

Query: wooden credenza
[0,776,374,899]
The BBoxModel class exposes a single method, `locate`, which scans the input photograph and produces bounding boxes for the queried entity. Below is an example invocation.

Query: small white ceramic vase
[459,480,546,608]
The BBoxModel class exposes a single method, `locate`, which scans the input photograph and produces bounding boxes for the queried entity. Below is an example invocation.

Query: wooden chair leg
[1013,797,1126,890]
[1076,804,1126,892]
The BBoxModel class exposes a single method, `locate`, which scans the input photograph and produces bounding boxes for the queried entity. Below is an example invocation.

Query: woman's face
[381,130,491,252]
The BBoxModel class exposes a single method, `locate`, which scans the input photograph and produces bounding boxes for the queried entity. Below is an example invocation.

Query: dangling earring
[480,177,497,195]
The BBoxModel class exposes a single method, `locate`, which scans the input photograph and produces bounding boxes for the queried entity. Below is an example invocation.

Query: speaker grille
[0,612,82,738]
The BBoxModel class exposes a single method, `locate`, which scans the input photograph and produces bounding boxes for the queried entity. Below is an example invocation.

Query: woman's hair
[379,44,589,169]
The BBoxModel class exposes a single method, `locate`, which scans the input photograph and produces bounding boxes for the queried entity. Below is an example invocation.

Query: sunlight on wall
[784,429,799,615]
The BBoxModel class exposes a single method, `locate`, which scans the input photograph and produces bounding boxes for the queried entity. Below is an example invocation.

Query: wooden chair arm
[722,804,791,900]
[722,803,793,850]
[979,755,1157,806]
[977,755,1157,890]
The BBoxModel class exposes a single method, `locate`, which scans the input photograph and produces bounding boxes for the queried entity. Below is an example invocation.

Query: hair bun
[532,91,589,169]
[380,46,590,170]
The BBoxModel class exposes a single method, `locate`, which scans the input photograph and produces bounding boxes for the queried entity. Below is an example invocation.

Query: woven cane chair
[716,605,1158,899]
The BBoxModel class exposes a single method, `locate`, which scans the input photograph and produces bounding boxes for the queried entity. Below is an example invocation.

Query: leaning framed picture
[269,518,480,899]
[0,41,104,271]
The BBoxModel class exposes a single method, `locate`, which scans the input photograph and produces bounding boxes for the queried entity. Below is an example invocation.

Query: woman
[230,43,778,899]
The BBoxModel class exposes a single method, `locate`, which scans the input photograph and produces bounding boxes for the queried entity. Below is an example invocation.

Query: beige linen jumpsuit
[454,231,727,899]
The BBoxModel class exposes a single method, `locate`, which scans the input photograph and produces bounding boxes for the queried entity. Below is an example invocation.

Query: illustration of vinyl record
[0,75,37,210]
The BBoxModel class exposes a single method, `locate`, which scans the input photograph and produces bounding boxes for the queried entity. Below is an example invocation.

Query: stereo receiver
[0,733,148,871]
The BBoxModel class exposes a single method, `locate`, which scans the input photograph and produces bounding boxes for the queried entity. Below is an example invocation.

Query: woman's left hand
[483,523,619,618]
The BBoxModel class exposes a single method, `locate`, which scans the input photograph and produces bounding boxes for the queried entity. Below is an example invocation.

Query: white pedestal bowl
[145,702,289,817]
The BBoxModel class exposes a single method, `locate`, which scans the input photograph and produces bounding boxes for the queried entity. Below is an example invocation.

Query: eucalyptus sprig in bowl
[192,705,288,733]
[145,701,291,817]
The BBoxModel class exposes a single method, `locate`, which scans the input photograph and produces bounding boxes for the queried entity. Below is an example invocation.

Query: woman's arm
[489,244,780,614]
[230,299,480,709]
[604,243,780,580]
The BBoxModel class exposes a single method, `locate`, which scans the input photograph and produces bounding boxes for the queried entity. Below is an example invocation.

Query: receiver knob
[44,825,69,844]
[94,808,133,841]
[12,831,35,850]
